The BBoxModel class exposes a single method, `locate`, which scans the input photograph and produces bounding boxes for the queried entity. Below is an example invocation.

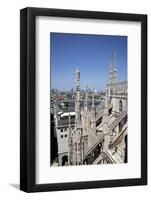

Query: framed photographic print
[20,7,147,192]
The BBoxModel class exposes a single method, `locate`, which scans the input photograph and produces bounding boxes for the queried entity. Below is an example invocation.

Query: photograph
[20,7,147,192]
[50,32,128,167]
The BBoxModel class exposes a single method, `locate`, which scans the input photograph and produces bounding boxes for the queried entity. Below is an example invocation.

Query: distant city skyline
[50,32,127,92]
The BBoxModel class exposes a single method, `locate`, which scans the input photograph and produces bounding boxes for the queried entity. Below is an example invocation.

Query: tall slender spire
[75,68,81,130]
[108,49,117,86]
[112,49,117,94]
[109,58,113,85]
[92,89,95,110]
[113,49,117,84]
[72,68,83,165]
[91,89,96,133]
[84,87,88,112]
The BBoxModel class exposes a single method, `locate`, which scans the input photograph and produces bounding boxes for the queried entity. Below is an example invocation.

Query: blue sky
[50,32,127,92]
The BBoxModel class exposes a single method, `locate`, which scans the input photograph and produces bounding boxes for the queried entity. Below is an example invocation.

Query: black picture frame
[20,7,147,192]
